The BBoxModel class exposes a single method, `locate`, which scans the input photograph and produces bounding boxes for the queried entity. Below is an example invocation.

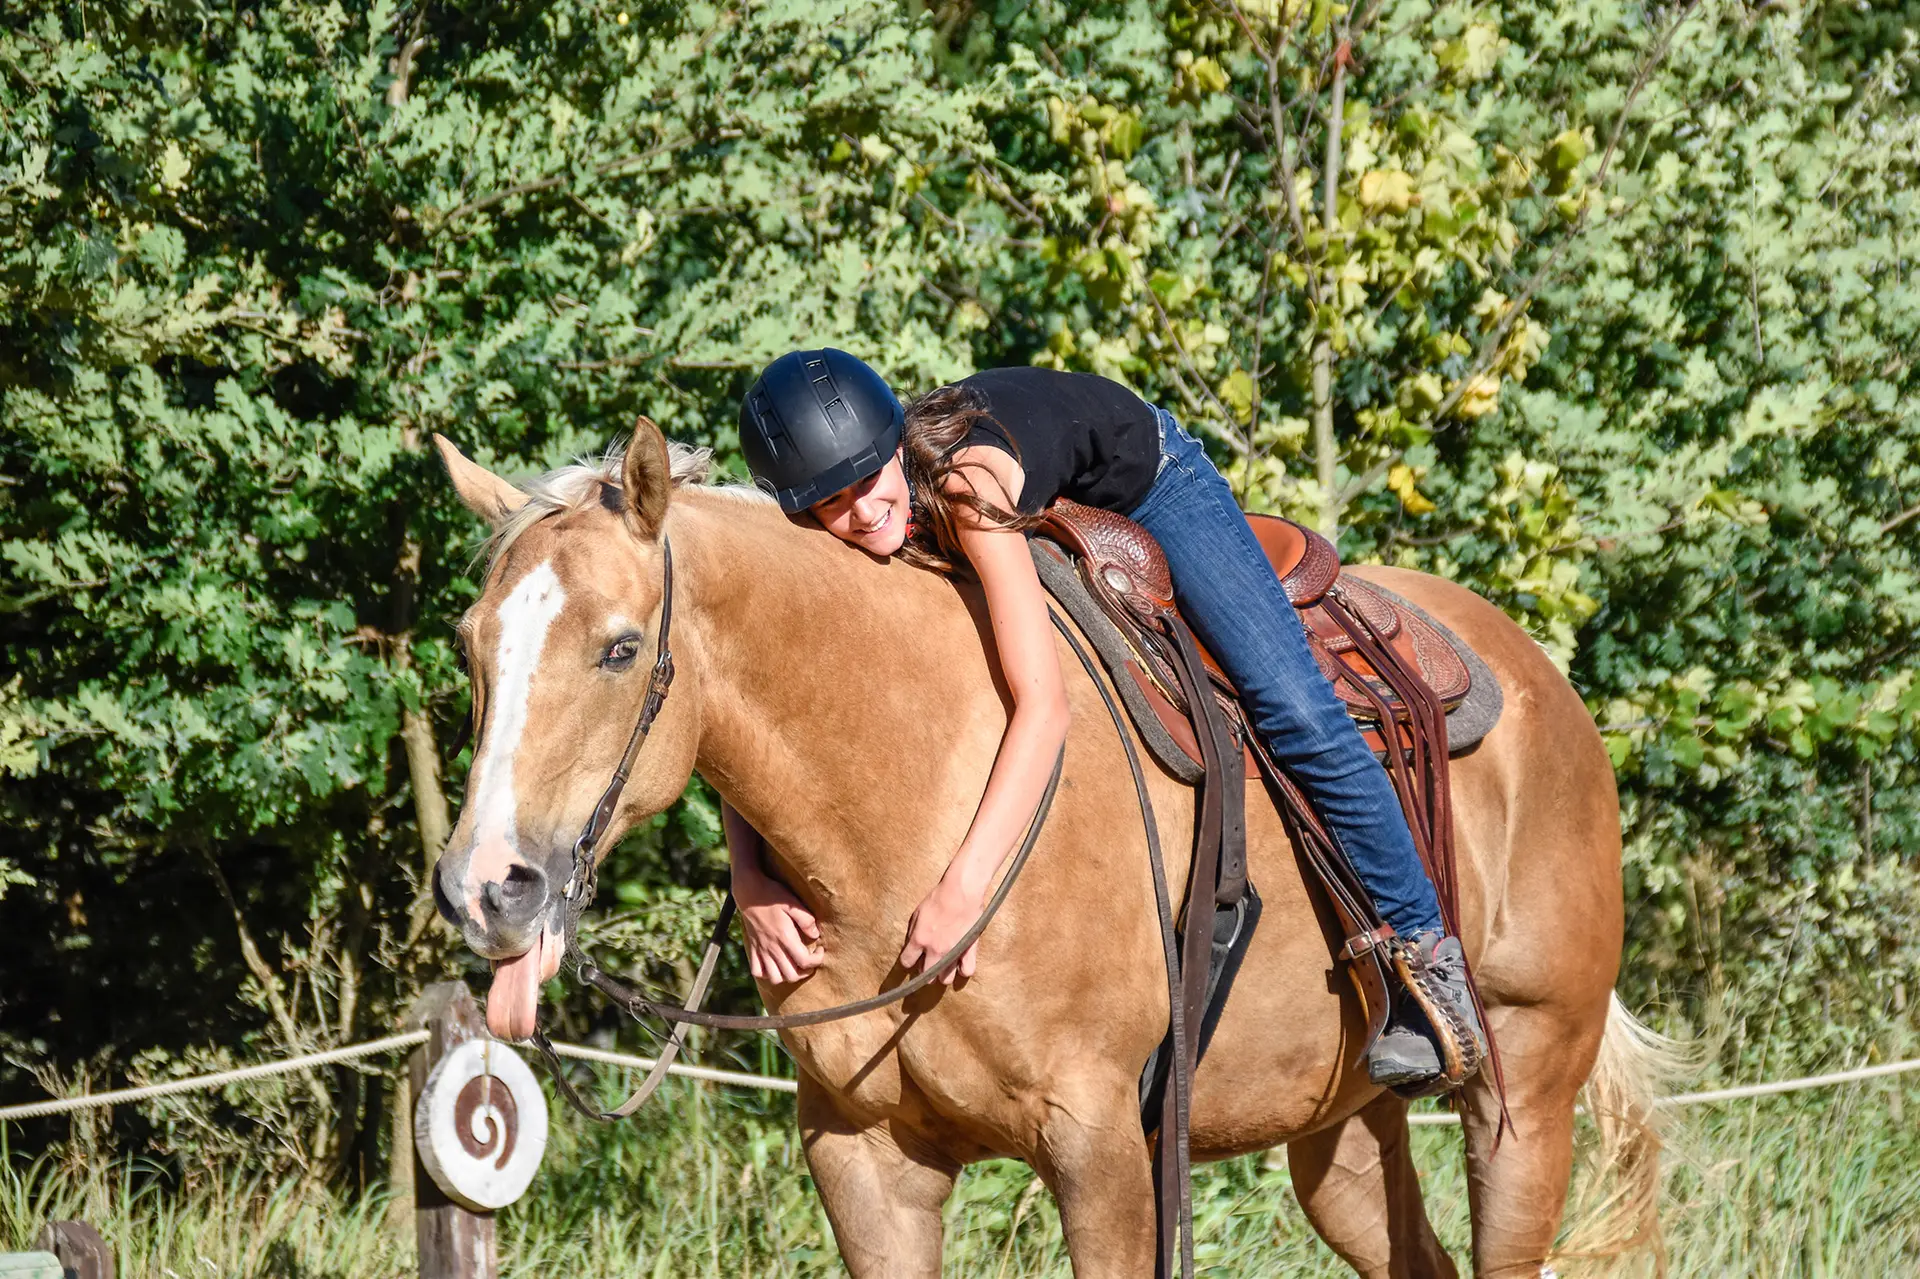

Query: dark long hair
[896,384,1039,573]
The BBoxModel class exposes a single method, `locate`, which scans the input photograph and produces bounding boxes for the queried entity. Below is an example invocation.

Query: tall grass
[0,1149,408,1278]
[6,1074,1917,1276]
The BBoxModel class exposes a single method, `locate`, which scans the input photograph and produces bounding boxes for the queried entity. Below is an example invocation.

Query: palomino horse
[432,421,1666,1277]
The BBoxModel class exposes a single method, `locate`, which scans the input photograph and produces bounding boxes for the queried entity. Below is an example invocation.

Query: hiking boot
[1366,932,1487,1095]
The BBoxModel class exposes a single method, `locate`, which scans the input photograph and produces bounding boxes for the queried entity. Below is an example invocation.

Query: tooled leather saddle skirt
[1036,499,1479,775]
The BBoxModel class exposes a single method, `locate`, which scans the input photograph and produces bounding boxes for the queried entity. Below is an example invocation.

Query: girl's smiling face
[810,452,911,556]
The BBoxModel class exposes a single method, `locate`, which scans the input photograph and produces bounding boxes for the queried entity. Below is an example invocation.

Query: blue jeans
[1126,409,1444,938]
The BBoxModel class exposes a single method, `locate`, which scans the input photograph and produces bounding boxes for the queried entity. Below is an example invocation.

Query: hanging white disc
[413,1038,548,1211]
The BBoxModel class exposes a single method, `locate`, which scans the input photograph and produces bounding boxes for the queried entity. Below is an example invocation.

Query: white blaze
[472,561,567,859]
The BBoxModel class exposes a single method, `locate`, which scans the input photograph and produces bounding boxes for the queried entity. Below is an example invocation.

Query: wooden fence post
[407,983,497,1279]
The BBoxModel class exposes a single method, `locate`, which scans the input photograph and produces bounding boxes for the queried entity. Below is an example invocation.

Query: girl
[725,349,1483,1092]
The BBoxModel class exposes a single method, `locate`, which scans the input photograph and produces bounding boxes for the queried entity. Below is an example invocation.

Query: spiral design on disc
[414,1038,548,1210]
[454,1073,519,1169]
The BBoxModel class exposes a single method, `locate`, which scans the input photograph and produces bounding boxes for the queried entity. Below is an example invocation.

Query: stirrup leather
[1387,938,1485,1092]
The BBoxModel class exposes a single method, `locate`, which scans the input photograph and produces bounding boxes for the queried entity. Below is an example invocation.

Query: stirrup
[1386,937,1484,1093]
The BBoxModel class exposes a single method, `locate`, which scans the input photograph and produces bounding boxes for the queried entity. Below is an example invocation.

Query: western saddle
[1044,500,1472,767]
[1033,498,1500,1275]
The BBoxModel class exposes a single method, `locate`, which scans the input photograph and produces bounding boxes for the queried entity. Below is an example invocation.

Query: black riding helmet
[738,349,905,513]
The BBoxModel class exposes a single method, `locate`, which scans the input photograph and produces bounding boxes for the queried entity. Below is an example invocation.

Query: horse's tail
[1552,992,1691,1275]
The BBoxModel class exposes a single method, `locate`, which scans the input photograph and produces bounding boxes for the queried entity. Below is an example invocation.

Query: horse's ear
[433,434,529,528]
[622,417,672,540]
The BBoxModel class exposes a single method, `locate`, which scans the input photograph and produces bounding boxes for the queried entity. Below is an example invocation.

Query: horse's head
[432,420,700,1040]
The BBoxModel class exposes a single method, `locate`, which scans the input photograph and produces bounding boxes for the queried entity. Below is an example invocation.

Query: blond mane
[483,439,773,571]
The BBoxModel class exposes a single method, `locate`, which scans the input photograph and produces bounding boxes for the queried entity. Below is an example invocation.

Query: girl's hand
[899,879,986,985]
[736,872,823,986]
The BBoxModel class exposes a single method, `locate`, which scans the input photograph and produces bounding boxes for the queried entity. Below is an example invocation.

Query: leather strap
[523,524,1233,1278]
[559,748,1062,1035]
[556,539,679,940]
[1339,924,1398,963]
[538,746,1062,1124]
[540,592,1207,1277]
[1156,613,1227,1279]
[1320,581,1509,1133]
[1046,610,1194,1279]
[533,522,1067,1110]
[532,896,735,1120]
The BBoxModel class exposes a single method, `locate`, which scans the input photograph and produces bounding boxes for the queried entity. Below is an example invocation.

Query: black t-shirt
[954,367,1160,514]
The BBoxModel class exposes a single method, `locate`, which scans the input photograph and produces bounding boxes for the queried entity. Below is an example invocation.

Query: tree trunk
[401,699,451,876]
[1312,341,1338,537]
[1312,31,1351,540]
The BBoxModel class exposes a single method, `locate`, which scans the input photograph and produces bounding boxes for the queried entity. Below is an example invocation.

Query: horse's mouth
[486,921,563,1041]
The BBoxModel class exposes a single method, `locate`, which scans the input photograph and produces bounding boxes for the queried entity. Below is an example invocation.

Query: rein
[484,517,1217,1279]
[1050,608,1198,1279]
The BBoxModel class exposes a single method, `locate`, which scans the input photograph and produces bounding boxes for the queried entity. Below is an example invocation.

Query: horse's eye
[600,636,642,671]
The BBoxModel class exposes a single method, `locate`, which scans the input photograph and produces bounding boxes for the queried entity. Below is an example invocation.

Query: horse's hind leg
[798,1081,957,1279]
[1457,1003,1599,1278]
[1288,1092,1458,1278]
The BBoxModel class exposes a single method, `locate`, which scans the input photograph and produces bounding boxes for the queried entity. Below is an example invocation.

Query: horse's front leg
[798,1076,958,1279]
[1031,1074,1159,1277]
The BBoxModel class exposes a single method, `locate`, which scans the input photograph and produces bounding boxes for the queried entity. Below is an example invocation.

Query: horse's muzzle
[436,846,556,960]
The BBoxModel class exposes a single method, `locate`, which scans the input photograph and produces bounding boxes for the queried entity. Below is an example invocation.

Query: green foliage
[1487,0,1920,1045]
[1,0,1917,1199]
[0,0,1088,1173]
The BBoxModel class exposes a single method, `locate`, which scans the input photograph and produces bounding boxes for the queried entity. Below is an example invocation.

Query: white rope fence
[0,1032,431,1122]
[0,1031,804,1122]
[1405,1055,1920,1127]
[4,1035,1913,1124]
[546,1042,797,1095]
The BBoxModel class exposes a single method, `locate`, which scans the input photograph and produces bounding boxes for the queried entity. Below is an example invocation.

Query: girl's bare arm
[898,454,1070,981]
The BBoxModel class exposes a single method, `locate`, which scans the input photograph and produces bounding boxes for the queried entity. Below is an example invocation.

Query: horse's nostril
[479,864,544,918]
[501,863,540,898]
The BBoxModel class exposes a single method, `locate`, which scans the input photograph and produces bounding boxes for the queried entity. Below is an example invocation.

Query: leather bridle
[554,538,679,939]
